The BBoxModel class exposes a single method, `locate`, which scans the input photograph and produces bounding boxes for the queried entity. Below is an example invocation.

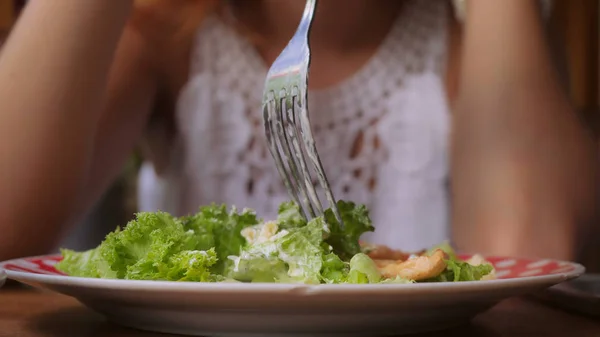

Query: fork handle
[297,0,318,38]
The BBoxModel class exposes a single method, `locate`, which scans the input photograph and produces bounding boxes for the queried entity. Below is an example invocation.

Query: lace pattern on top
[138,0,451,251]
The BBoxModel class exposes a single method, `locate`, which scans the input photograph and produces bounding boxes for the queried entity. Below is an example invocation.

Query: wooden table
[1,283,600,337]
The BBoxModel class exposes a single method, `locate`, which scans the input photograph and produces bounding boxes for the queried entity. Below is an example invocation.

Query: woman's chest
[145,3,457,248]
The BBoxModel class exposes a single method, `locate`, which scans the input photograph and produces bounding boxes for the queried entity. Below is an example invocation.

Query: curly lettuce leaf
[57,211,219,281]
[122,213,205,279]
[56,247,116,278]
[56,212,195,279]
[150,249,218,282]
[324,201,375,261]
[182,204,259,273]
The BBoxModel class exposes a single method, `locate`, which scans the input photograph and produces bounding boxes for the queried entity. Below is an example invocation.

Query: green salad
[57,201,494,284]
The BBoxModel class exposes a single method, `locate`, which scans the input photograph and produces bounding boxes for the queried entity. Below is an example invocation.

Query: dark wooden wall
[550,0,599,131]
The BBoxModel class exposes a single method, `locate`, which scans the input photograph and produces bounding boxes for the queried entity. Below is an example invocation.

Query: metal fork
[261,0,344,228]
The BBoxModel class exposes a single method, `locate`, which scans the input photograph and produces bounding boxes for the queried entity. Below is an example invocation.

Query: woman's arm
[451,0,598,260]
[0,1,159,260]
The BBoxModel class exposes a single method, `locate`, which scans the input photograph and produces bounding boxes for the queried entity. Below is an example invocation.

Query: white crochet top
[137,0,451,251]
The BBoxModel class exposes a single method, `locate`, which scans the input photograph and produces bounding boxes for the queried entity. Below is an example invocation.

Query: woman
[0,0,595,261]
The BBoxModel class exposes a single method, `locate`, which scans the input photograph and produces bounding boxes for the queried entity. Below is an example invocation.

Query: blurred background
[1,0,599,266]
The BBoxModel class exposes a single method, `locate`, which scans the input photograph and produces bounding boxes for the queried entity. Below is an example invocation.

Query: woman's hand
[451,0,598,260]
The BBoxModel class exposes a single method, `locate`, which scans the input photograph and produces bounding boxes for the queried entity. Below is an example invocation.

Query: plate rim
[0,254,586,295]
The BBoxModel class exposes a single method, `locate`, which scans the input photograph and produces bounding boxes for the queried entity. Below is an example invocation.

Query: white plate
[0,254,585,337]
[0,268,6,288]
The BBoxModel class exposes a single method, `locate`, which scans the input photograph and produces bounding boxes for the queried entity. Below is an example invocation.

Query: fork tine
[286,91,325,217]
[276,90,319,218]
[263,93,306,218]
[282,90,324,217]
[294,87,345,228]
[268,90,318,218]
[261,0,343,227]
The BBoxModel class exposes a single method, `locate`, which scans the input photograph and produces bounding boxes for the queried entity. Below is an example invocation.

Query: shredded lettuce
[274,200,374,261]
[230,217,327,284]
[276,201,307,230]
[347,253,382,284]
[277,218,326,283]
[229,202,377,284]
[380,277,414,284]
[432,259,494,282]
[229,253,290,283]
[320,253,349,284]
[423,242,494,282]
[426,241,457,260]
